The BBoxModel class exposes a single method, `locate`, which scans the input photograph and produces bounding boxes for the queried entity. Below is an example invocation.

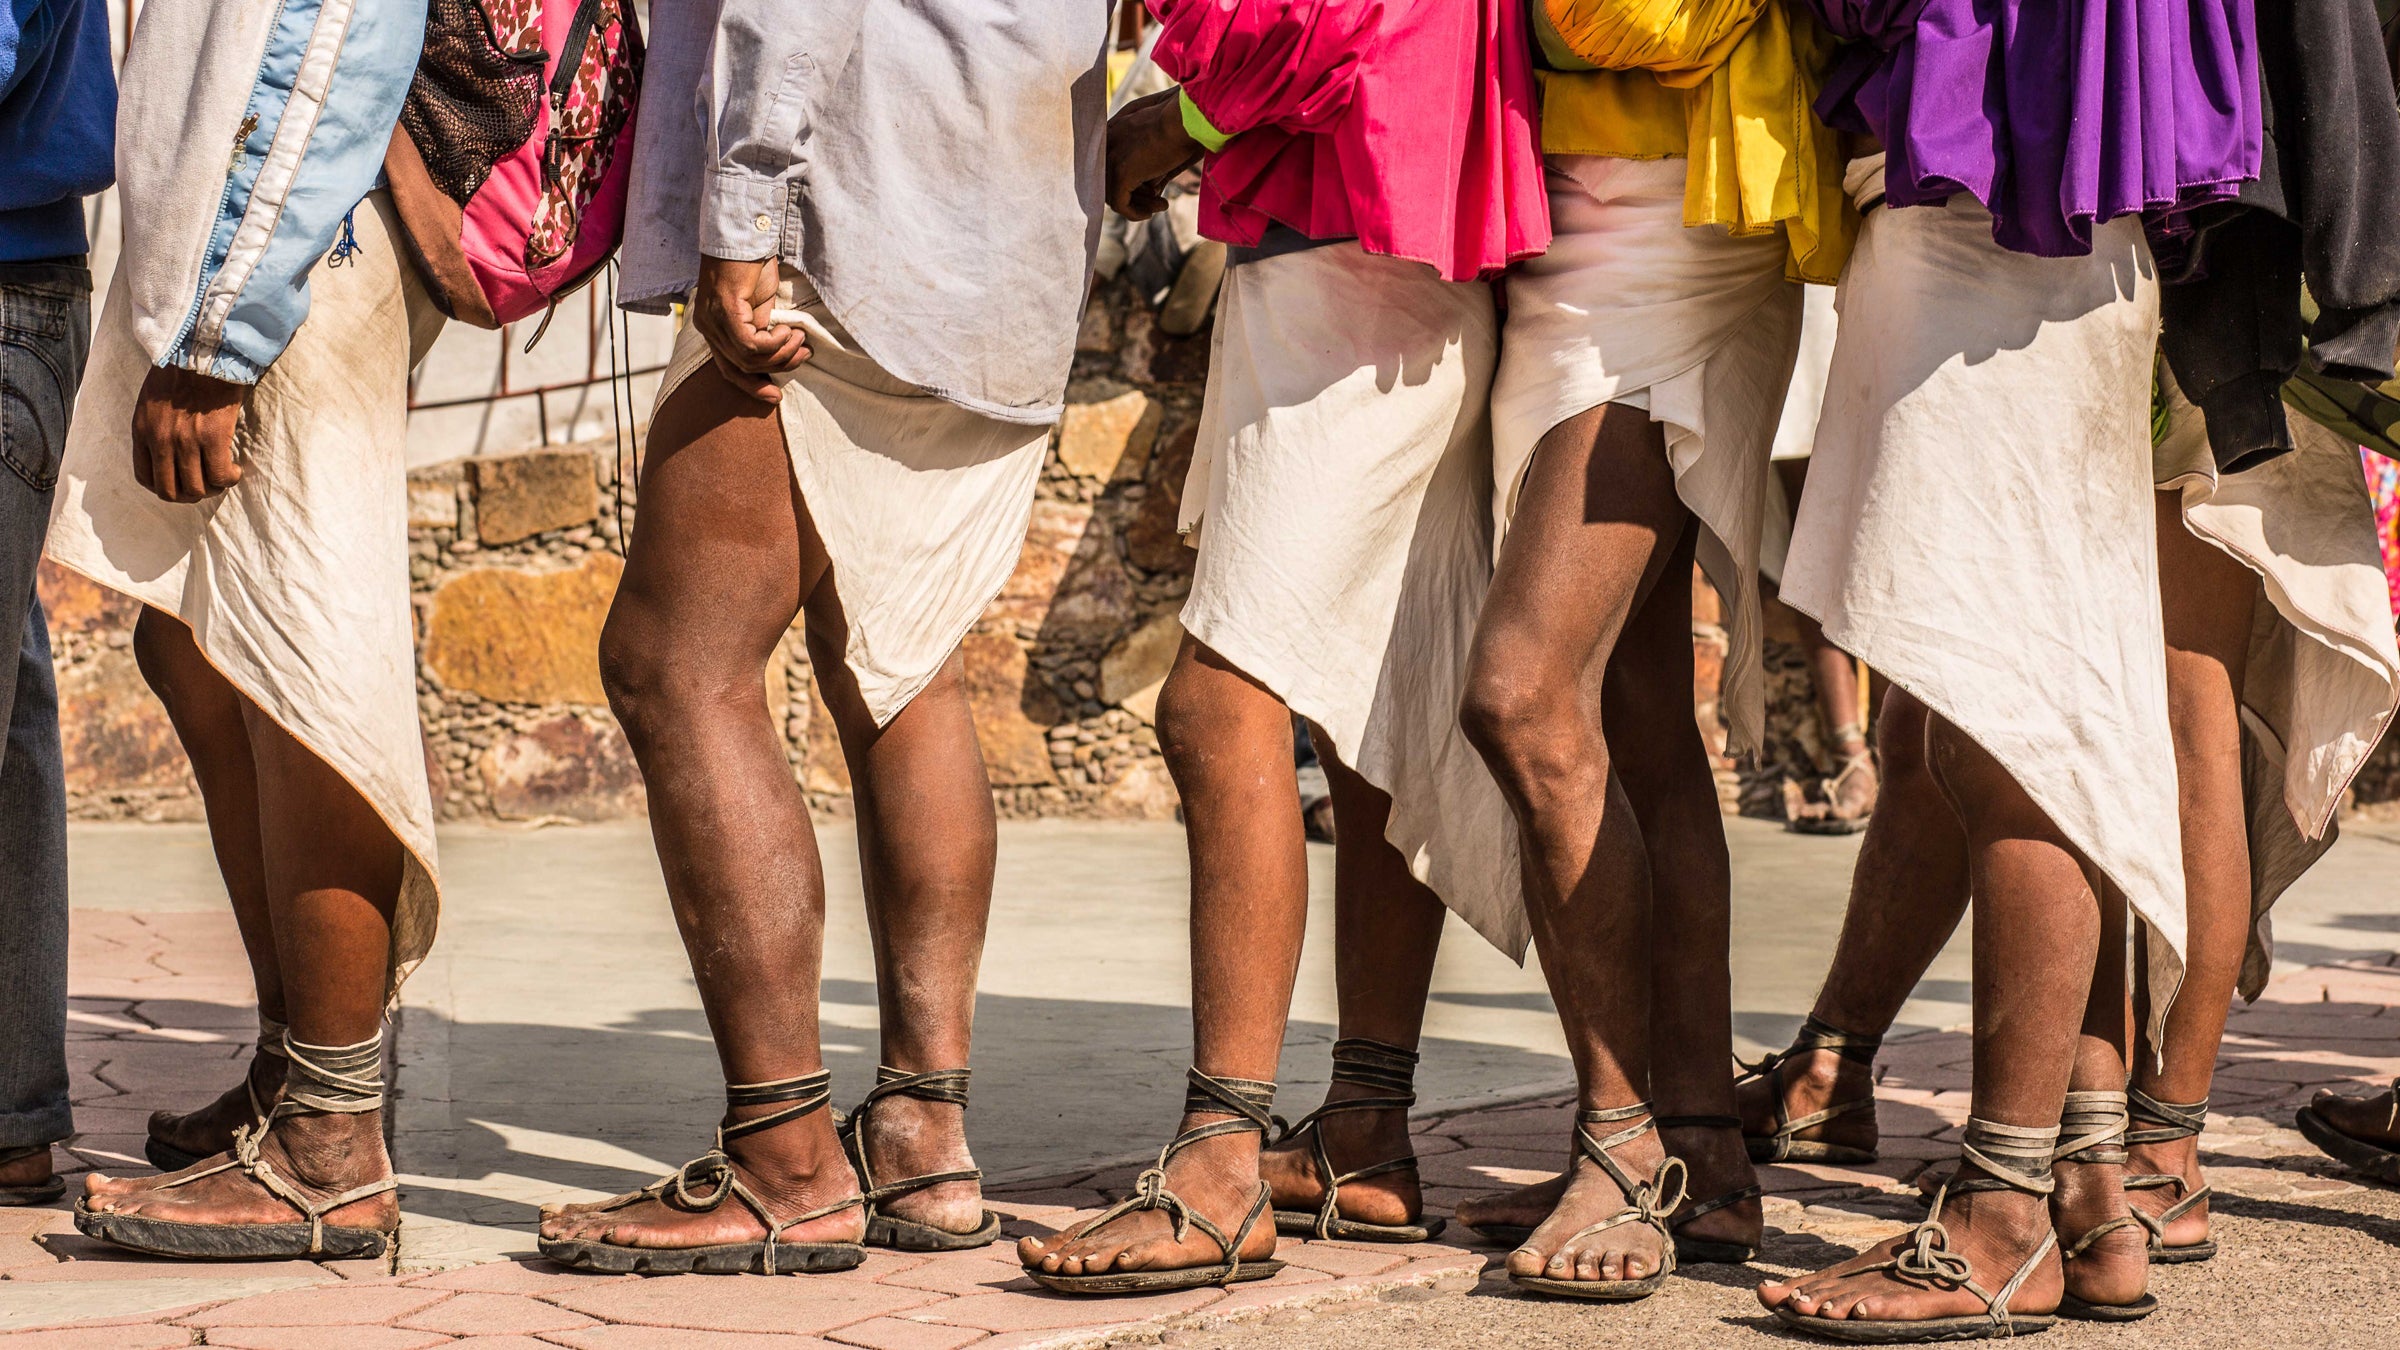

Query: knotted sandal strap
[1838,1118,2060,1334]
[2051,1092,2146,1260]
[602,1070,863,1269]
[1072,1070,1278,1285]
[146,1034,397,1255]
[1737,1017,1881,1160]
[838,1066,982,1206]
[2123,1091,2213,1247]
[1274,1039,1422,1239]
[1541,1104,1688,1265]
[242,1015,293,1125]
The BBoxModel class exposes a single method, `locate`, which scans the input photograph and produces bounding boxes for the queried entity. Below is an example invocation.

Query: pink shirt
[1152,0,1551,282]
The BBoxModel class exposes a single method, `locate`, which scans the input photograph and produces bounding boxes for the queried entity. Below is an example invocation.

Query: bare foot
[1736,1039,1878,1161]
[1456,1171,1562,1243]
[1262,1086,1422,1231]
[1660,1120,1762,1258]
[2306,1082,2400,1150]
[2124,1132,2209,1252]
[1758,1181,2061,1329]
[2053,1152,2147,1310]
[540,1110,865,1254]
[1019,1123,1276,1279]
[148,1049,284,1164]
[852,1091,987,1237]
[84,1111,396,1236]
[1504,1119,1675,1291]
[0,1145,58,1199]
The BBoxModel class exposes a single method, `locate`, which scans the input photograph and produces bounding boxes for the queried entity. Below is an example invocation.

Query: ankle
[270,1110,388,1184]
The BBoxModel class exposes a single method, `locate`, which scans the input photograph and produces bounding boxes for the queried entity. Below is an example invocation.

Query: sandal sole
[540,1234,865,1275]
[1747,1140,1878,1166]
[1509,1271,1669,1302]
[2149,1240,2215,1264]
[1673,1237,1757,1265]
[2295,1106,2400,1186]
[867,1209,1003,1253]
[1772,1306,2056,1342]
[1787,816,1872,836]
[1272,1210,1445,1244]
[1025,1258,1285,1296]
[75,1206,391,1261]
[0,1180,67,1208]
[2060,1293,2157,1322]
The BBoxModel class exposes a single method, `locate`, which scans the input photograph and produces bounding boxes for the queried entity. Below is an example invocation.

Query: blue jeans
[0,262,89,1153]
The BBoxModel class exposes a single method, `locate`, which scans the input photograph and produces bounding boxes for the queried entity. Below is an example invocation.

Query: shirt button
[755,213,773,232]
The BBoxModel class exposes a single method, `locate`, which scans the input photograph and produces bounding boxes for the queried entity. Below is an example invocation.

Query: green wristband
[1178,87,1233,153]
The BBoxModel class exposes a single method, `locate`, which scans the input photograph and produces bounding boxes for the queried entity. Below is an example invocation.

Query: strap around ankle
[1955,1116,2060,1197]
[721,1070,834,1146]
[2054,1091,2129,1166]
[1183,1069,1278,1131]
[839,1066,983,1207]
[1328,1038,1419,1097]
[2125,1089,2207,1145]
[256,1014,292,1061]
[861,1065,972,1109]
[277,1034,383,1119]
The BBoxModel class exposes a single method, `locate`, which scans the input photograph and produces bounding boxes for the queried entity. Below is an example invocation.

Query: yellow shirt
[1531,0,1855,284]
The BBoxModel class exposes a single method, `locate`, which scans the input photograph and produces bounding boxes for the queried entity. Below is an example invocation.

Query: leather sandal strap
[1677,1183,1762,1226]
[1574,1104,1662,1201]
[1184,1069,1279,1131]
[1738,1017,1883,1082]
[837,1067,985,1207]
[1893,1177,2061,1334]
[2061,1213,2141,1260]
[149,1122,396,1255]
[1327,1038,1419,1097]
[2054,1091,2130,1166]
[2124,1089,2207,1145]
[721,1070,834,1146]
[1067,1074,1279,1286]
[1958,1117,2061,1197]
[1655,1114,1743,1132]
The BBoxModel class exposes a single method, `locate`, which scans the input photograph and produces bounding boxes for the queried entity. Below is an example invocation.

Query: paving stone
[398,1290,598,1335]
[407,1260,631,1295]
[178,1285,452,1328]
[0,1213,74,1239]
[1272,1244,1404,1278]
[842,1254,930,1284]
[919,1287,1221,1333]
[0,1328,192,1349]
[825,1317,992,1350]
[545,1327,847,1349]
[548,1275,938,1335]
[871,1257,1031,1296]
[204,1327,454,1350]
[441,1339,568,1350]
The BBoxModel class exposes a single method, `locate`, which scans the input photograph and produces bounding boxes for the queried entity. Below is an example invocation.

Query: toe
[1507,1246,1546,1279]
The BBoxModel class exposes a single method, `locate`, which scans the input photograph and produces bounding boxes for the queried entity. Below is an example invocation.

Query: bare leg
[2129,490,2256,1249]
[1760,716,2087,1325]
[1736,686,1969,1157]
[85,700,405,1236]
[2051,888,2147,1310]
[131,609,287,1161]
[1020,639,1305,1278]
[541,372,862,1254]
[813,615,995,1237]
[1258,737,1448,1230]
[1458,403,1688,1289]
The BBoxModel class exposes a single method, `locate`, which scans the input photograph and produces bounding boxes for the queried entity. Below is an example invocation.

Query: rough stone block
[473,449,600,545]
[1123,426,1198,575]
[36,560,140,635]
[987,501,1090,633]
[53,643,191,796]
[1097,613,1182,723]
[960,633,1059,787]
[422,555,622,705]
[480,713,645,821]
[1093,757,1178,821]
[407,471,462,530]
[1055,384,1160,482]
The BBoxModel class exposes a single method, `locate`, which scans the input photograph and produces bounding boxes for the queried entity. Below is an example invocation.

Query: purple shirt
[1809,0,2263,257]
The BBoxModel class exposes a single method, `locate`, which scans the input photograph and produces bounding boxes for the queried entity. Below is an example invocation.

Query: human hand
[693,254,809,403]
[131,365,247,503]
[1106,87,1204,221]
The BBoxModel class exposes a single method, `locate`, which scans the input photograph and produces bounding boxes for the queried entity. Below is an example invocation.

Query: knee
[596,611,744,750]
[1873,690,1934,787]
[1459,662,1582,797]
[1149,660,1219,772]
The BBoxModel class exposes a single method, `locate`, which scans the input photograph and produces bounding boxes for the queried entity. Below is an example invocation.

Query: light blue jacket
[114,0,425,384]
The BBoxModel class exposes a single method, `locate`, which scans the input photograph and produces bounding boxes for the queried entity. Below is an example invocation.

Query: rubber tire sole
[1025,1257,1284,1295]
[1272,1210,1446,1243]
[75,1205,390,1261]
[539,1234,866,1275]
[867,1208,1004,1252]
[2149,1240,2216,1264]
[2296,1106,2400,1186]
[1771,1306,2056,1342]
[2059,1292,2157,1322]
[0,1178,67,1207]
[1510,1270,1669,1302]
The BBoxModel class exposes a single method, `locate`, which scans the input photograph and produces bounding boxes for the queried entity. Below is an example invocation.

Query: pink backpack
[385,0,643,329]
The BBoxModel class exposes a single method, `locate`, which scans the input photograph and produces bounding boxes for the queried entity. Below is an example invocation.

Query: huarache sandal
[1771,1118,2060,1343]
[2296,1077,2400,1187]
[76,1034,397,1260]
[838,1066,1001,1251]
[1272,1038,1445,1243]
[0,1145,65,1207]
[1023,1069,1286,1295]
[1508,1103,1685,1301]
[147,1015,289,1173]
[1740,1016,1882,1165]
[2125,1089,2216,1262]
[1788,749,1877,836]
[2051,1091,2156,1322]
[539,1070,866,1275]
[1470,1113,1763,1263]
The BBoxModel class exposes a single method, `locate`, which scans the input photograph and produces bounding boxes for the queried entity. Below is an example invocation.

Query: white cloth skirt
[652,269,1051,727]
[1179,242,1525,958]
[46,192,446,999]
[1760,285,1838,585]
[1782,159,2188,1032]
[1490,156,1804,755]
[2156,378,2400,997]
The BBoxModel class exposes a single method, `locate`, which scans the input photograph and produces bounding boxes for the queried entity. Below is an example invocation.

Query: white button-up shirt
[619,0,1111,425]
